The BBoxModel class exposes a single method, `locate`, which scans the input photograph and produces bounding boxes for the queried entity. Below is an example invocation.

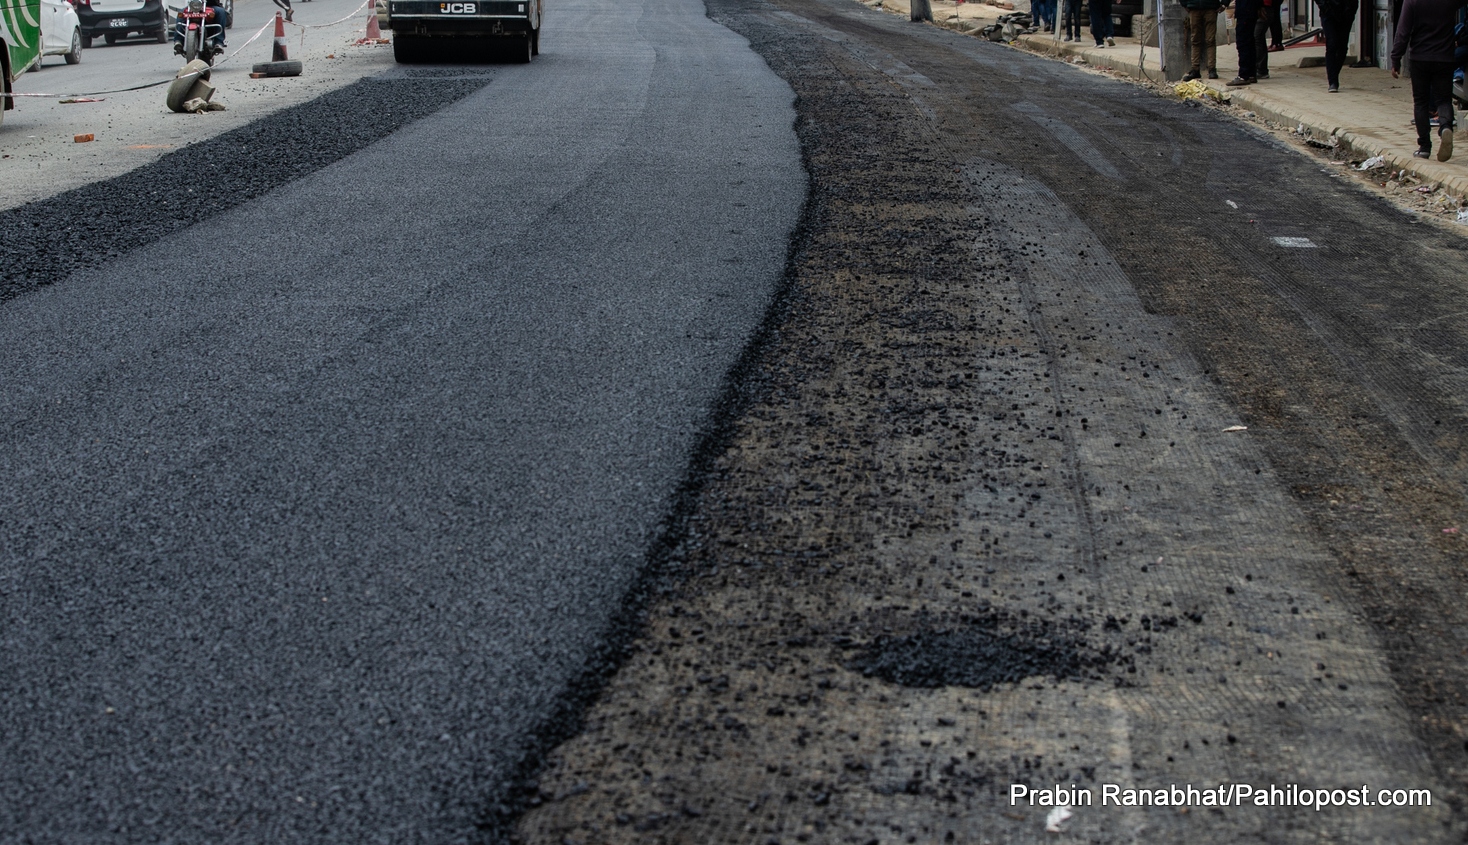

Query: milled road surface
[0,0,803,842]
[515,0,1468,843]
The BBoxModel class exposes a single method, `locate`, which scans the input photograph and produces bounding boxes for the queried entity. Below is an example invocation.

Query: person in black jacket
[1314,0,1357,91]
[1391,0,1468,160]
[1182,0,1226,79]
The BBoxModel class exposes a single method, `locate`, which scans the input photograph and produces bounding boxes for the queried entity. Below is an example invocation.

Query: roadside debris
[1223,425,1248,432]
[1356,155,1385,170]
[72,134,94,143]
[166,60,219,113]
[1045,805,1074,833]
[180,98,227,113]
[59,97,105,104]
[981,12,1033,41]
[1173,79,1228,102]
[1458,208,1468,225]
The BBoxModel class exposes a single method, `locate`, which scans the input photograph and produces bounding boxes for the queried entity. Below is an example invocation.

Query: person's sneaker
[1327,83,1339,92]
[1207,68,1218,79]
[1095,41,1105,47]
[1183,69,1200,81]
[1256,71,1269,79]
[1226,75,1252,86]
[1439,127,1454,161]
[1062,34,1072,41]
[1105,36,1115,46]
[1268,44,1284,52]
[1414,148,1432,158]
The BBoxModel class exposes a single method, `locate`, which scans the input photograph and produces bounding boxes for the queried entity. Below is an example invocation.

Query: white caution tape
[285,0,373,30]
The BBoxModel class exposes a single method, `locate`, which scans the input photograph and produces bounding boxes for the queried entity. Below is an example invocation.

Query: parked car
[74,0,168,46]
[39,0,84,64]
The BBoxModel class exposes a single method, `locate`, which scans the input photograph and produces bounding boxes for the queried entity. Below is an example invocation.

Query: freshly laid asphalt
[0,0,803,841]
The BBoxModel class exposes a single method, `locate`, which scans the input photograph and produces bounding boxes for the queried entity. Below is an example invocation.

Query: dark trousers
[1233,0,1260,78]
[1062,0,1082,38]
[1319,8,1356,86]
[1089,0,1114,44]
[1263,0,1282,48]
[1410,59,1456,149]
[1254,16,1270,74]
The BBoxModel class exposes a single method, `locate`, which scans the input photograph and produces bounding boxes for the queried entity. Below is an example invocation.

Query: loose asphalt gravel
[0,0,803,842]
[514,0,1468,843]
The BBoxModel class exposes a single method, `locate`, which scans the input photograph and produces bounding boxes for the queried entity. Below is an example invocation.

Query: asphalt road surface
[4,0,407,210]
[0,1,803,843]
[511,1,1468,843]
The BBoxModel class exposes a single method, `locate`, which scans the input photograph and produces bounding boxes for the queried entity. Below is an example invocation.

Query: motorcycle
[172,0,225,65]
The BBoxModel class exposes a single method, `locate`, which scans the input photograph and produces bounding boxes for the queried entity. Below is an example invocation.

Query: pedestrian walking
[1391,0,1467,160]
[1090,0,1116,46]
[1313,0,1356,91]
[1181,0,1226,79]
[1034,0,1057,32]
[1227,0,1262,84]
[1061,0,1083,40]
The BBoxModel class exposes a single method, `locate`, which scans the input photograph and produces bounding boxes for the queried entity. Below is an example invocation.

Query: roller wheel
[392,34,423,63]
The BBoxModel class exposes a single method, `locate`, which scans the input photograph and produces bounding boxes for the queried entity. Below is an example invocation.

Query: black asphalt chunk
[0,77,487,304]
[850,615,1117,690]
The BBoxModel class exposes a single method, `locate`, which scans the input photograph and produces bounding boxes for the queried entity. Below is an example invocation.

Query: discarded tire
[250,60,303,77]
[166,60,215,112]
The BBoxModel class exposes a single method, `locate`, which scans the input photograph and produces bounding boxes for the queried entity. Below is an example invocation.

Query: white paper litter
[1356,155,1385,170]
[1222,425,1248,432]
[1045,805,1074,833]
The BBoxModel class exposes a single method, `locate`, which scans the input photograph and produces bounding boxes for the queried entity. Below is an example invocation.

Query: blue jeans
[1034,0,1056,28]
[1062,0,1082,37]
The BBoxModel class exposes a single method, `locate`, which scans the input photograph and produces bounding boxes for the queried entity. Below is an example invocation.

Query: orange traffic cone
[364,10,381,40]
[272,12,288,61]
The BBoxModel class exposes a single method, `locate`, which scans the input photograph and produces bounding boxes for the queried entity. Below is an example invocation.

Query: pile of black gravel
[850,616,1118,691]
[0,75,488,304]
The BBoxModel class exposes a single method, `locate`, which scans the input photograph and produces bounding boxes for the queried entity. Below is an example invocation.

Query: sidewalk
[867,0,1468,202]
